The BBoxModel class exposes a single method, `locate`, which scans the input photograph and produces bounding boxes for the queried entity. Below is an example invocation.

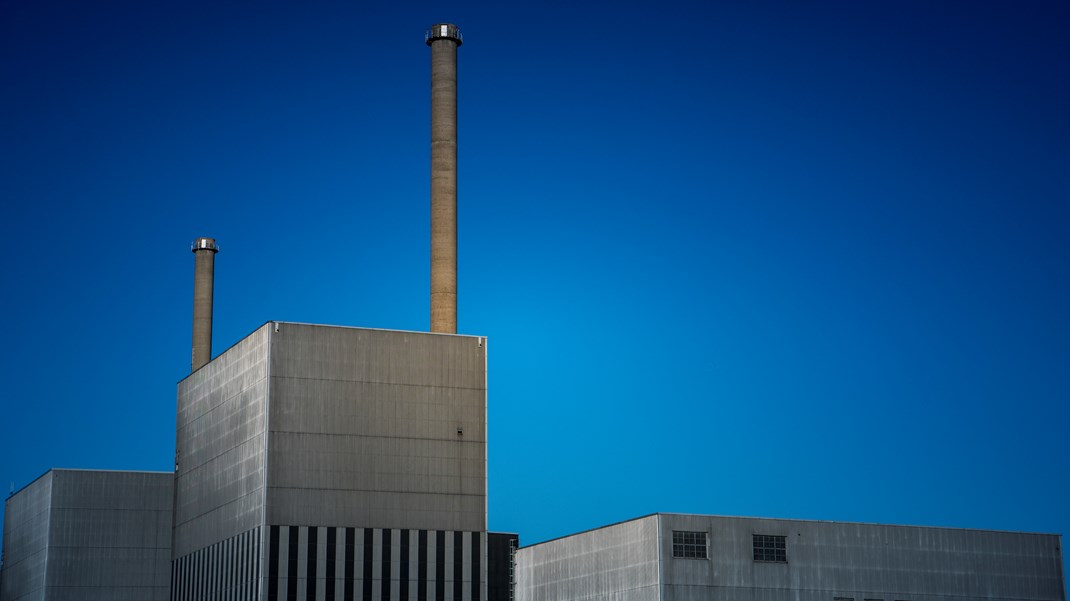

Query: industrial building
[0,469,173,600]
[171,322,487,600]
[0,21,1066,601]
[515,514,1065,601]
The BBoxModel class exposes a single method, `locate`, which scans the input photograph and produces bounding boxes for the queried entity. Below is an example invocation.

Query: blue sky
[2,0,1067,574]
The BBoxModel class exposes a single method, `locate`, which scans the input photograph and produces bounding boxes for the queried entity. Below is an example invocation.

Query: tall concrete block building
[171,321,487,600]
[0,469,173,601]
[515,514,1066,601]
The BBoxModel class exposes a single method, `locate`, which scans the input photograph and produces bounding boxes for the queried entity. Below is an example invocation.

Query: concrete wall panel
[0,471,52,601]
[266,324,487,533]
[517,515,1064,601]
[45,471,172,599]
[659,514,1065,601]
[174,323,270,557]
[0,470,172,601]
[516,515,660,601]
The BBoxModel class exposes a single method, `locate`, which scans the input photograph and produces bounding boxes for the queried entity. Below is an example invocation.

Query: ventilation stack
[190,237,218,371]
[427,23,462,333]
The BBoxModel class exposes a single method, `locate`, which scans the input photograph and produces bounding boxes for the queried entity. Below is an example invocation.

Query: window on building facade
[752,534,787,562]
[672,530,708,559]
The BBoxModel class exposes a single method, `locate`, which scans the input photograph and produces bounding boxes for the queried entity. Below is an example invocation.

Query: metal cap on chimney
[425,23,462,46]
[190,237,218,372]
[192,237,218,253]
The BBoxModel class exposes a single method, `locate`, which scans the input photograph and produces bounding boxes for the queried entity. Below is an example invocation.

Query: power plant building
[0,21,1066,601]
[0,469,173,601]
[515,514,1066,601]
[171,322,487,600]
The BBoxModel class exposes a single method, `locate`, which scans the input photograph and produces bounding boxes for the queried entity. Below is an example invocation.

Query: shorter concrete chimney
[190,237,218,372]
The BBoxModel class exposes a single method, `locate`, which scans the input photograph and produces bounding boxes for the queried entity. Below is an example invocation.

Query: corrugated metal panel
[515,514,1064,601]
[174,323,271,557]
[660,514,1065,601]
[0,471,53,601]
[173,323,489,599]
[46,470,172,599]
[0,470,172,601]
[516,515,661,601]
[266,324,487,533]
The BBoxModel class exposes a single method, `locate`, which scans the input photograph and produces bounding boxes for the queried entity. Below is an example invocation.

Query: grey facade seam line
[657,513,664,601]
[258,320,276,601]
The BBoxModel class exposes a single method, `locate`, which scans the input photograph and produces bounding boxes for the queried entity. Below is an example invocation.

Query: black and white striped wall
[171,526,486,601]
[172,526,262,601]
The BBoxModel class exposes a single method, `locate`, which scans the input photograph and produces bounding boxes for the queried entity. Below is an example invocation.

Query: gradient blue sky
[2,0,1068,572]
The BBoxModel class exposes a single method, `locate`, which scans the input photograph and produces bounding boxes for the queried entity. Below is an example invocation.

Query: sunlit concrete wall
[660,513,1064,601]
[515,515,661,601]
[173,323,270,559]
[172,322,488,599]
[516,514,1065,601]
[265,323,487,532]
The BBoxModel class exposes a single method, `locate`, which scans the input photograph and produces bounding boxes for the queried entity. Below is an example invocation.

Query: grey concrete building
[0,469,173,601]
[172,321,488,601]
[515,513,1065,601]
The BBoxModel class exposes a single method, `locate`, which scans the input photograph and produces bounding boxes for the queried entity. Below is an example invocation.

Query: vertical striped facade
[172,526,486,601]
[173,526,262,601]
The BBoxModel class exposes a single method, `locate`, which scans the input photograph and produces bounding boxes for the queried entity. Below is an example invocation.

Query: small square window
[672,531,708,559]
[752,534,787,562]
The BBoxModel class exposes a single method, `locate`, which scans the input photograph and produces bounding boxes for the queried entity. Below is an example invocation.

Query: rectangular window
[672,531,708,559]
[752,534,787,562]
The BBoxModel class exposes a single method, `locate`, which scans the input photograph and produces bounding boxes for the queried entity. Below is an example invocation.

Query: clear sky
[2,0,1068,575]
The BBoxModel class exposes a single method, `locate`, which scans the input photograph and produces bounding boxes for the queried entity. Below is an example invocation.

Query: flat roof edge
[520,513,1061,550]
[180,321,487,383]
[656,512,1062,538]
[7,468,173,500]
[51,468,173,475]
[6,468,54,500]
[272,321,486,339]
[518,514,659,550]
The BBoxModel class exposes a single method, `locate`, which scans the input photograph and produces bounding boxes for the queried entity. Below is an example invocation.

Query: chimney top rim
[191,237,218,253]
[426,23,462,46]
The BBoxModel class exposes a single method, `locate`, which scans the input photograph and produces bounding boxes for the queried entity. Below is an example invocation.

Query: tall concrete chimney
[426,23,462,334]
[190,237,218,372]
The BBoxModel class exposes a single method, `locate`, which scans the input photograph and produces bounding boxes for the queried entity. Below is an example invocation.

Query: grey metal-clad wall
[659,514,1065,601]
[515,515,660,601]
[265,324,487,533]
[0,470,172,601]
[517,514,1064,601]
[0,471,53,601]
[659,514,1064,601]
[174,323,271,557]
[45,470,173,600]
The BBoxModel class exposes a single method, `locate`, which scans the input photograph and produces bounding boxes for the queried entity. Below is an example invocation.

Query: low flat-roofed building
[515,513,1065,601]
[0,468,173,601]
